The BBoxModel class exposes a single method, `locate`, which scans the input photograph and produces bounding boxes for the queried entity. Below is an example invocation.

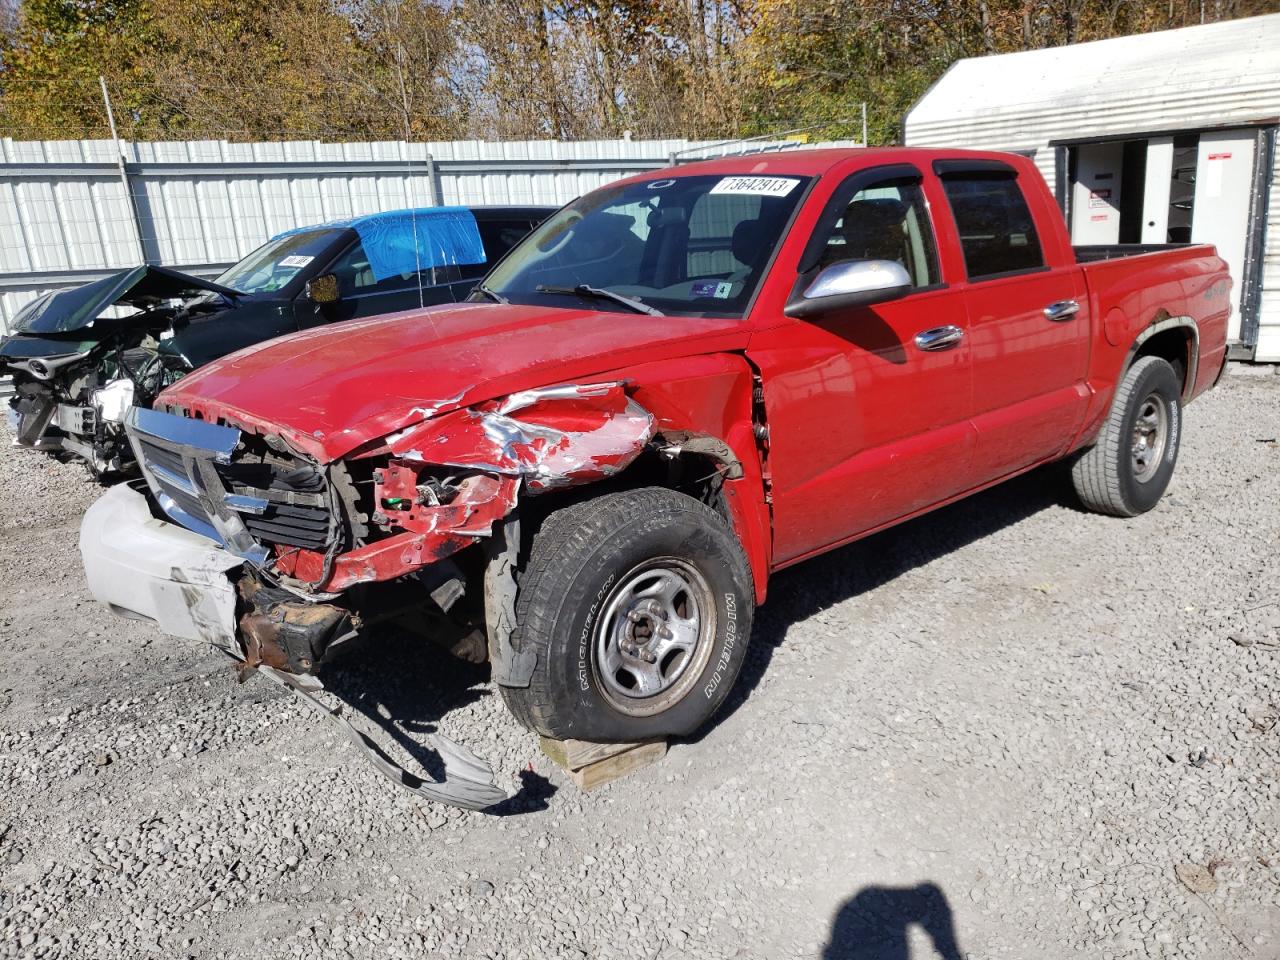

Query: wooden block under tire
[539,736,667,790]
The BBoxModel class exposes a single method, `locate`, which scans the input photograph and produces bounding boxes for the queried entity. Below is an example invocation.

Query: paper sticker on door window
[692,280,735,298]
[710,176,800,197]
[279,255,314,268]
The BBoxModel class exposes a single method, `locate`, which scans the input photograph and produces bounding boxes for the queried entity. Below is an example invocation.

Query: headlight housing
[92,378,136,424]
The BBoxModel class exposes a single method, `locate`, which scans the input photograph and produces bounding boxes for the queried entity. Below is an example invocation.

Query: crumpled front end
[118,382,655,669]
[272,382,655,593]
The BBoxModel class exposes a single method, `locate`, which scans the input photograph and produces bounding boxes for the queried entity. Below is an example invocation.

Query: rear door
[935,161,1090,482]
[749,163,978,564]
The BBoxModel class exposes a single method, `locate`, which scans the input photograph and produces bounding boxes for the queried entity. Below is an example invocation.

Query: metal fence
[0,133,859,331]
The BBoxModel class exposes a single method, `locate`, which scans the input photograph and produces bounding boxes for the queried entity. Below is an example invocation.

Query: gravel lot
[1,371,1278,960]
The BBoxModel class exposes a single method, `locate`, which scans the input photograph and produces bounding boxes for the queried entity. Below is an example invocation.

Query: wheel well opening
[1134,327,1192,394]
[517,444,733,534]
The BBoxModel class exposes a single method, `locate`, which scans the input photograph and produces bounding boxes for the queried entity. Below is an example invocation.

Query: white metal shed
[904,14,1280,361]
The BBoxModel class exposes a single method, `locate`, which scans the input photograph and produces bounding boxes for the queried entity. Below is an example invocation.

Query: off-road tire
[1072,355,1182,517]
[501,487,754,742]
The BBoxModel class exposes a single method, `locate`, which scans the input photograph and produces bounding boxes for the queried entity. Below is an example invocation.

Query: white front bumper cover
[79,482,244,643]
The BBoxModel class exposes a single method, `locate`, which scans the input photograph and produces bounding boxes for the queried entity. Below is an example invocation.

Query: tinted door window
[329,240,429,296]
[813,178,939,288]
[941,175,1044,280]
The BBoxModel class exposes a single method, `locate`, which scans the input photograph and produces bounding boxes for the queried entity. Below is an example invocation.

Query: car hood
[8,265,240,337]
[0,333,95,362]
[159,301,750,462]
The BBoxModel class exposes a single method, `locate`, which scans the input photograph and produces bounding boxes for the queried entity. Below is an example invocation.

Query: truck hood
[6,265,240,338]
[159,301,750,463]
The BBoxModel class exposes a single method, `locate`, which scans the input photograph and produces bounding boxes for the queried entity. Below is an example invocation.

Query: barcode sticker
[710,176,800,197]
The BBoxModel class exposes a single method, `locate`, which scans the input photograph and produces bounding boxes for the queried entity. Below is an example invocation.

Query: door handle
[914,325,964,351]
[1043,299,1080,321]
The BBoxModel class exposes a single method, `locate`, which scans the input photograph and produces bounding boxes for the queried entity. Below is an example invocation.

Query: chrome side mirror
[785,259,912,318]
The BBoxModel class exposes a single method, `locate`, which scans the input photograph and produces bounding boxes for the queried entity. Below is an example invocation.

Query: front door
[749,167,977,564]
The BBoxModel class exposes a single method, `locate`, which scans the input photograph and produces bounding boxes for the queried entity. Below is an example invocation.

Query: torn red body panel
[271,383,654,593]
[276,472,520,593]
[387,382,654,492]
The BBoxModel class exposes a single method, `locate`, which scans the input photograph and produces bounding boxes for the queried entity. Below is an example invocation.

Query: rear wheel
[1071,355,1182,517]
[501,487,753,742]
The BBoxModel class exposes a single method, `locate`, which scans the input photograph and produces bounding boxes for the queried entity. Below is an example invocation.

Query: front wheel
[501,488,754,742]
[1071,355,1182,517]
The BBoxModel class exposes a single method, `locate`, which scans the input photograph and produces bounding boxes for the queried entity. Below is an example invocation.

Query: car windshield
[482,174,811,317]
[214,229,343,295]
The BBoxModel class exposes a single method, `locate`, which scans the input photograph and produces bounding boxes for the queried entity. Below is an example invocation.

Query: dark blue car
[1,204,553,476]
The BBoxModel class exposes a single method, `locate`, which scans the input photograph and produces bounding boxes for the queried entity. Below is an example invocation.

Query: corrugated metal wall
[904,14,1280,361]
[1,135,842,332]
[1259,147,1280,362]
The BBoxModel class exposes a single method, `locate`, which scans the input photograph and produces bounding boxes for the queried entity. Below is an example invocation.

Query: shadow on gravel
[823,883,963,960]
[319,629,491,783]
[697,463,1073,740]
[316,630,559,814]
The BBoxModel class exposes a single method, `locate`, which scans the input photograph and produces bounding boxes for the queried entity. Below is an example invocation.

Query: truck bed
[1073,243,1194,263]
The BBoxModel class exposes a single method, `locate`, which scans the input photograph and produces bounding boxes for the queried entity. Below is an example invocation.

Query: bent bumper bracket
[220,648,509,811]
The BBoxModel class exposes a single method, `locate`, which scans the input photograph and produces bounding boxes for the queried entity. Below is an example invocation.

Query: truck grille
[216,462,331,551]
[126,407,332,562]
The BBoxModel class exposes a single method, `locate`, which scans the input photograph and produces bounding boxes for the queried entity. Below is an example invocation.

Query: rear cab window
[939,173,1045,280]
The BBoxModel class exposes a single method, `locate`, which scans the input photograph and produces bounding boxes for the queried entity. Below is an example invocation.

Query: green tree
[743,0,1279,145]
[143,0,380,139]
[347,0,464,141]
[0,0,156,139]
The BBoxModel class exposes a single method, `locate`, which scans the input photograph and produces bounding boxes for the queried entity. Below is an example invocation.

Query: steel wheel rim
[592,558,716,717]
[1131,392,1169,483]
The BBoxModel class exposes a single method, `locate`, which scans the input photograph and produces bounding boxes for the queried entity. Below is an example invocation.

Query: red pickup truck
[80,148,1231,807]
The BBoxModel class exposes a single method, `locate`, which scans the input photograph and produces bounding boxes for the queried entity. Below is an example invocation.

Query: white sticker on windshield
[709,176,800,197]
[278,255,314,268]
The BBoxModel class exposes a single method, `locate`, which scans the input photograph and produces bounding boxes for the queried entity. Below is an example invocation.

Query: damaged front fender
[387,381,654,491]
[279,382,655,593]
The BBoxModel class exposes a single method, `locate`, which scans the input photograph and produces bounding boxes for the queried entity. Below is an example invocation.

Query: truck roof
[617,146,1033,183]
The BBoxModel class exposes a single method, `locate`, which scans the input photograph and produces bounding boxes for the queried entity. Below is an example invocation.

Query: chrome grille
[216,463,331,551]
[125,407,332,561]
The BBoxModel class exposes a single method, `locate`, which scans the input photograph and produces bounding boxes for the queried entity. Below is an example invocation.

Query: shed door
[1191,130,1257,339]
[1139,137,1173,244]
[1071,142,1124,244]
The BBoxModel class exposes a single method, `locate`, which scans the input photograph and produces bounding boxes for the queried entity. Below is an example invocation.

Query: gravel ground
[1,371,1278,960]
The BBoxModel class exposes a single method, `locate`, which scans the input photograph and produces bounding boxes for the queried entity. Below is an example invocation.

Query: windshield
[483,174,811,317]
[214,229,344,295]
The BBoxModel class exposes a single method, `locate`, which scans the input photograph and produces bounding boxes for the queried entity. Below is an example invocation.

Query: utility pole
[99,76,148,265]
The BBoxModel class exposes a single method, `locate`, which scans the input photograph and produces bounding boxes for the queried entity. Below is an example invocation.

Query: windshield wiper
[535,284,664,317]
[470,285,509,305]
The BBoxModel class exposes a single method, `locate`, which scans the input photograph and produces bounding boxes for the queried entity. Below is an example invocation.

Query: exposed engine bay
[8,338,189,475]
[2,267,236,477]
